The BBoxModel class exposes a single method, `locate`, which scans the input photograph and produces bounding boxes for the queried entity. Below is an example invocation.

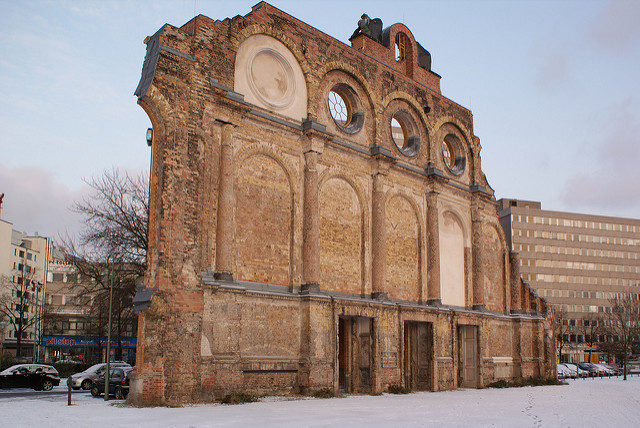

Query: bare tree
[60,169,147,362]
[0,273,44,358]
[580,313,603,364]
[71,169,148,268]
[598,297,640,380]
[551,305,571,362]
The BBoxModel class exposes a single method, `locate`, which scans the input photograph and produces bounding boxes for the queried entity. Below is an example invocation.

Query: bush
[486,377,565,389]
[220,392,258,404]
[311,388,336,398]
[387,384,411,394]
[0,353,16,371]
[52,362,92,378]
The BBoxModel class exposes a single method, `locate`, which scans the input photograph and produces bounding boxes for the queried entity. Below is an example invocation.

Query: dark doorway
[403,321,432,391]
[459,325,479,388]
[338,316,373,393]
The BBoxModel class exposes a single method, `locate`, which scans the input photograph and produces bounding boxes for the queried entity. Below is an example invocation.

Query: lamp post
[104,263,114,401]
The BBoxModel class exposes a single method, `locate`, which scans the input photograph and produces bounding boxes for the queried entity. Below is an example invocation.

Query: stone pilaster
[301,149,320,292]
[509,251,522,313]
[471,206,485,310]
[214,123,235,281]
[426,190,441,305]
[371,171,387,300]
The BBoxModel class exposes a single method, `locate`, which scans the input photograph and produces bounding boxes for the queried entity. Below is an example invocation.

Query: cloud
[589,1,640,52]
[0,165,87,241]
[561,99,640,215]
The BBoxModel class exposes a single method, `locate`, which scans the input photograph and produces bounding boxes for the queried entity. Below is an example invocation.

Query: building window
[395,32,408,62]
[327,83,363,134]
[390,110,420,157]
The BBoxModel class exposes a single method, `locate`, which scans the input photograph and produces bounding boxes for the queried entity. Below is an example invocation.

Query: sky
[1,0,639,240]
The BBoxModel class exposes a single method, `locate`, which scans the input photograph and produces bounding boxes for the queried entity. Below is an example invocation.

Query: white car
[563,363,588,378]
[67,362,132,390]
[557,364,573,379]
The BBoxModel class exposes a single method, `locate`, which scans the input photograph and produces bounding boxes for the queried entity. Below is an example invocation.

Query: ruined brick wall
[131,2,555,403]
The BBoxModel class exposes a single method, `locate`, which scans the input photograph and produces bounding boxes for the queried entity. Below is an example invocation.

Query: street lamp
[104,263,114,401]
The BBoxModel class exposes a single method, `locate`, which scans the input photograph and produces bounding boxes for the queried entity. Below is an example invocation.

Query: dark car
[0,364,60,391]
[90,367,132,399]
[577,362,599,376]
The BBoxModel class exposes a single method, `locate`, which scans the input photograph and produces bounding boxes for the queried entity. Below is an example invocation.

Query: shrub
[220,392,258,404]
[387,384,411,394]
[0,353,16,371]
[311,388,336,398]
[486,377,566,389]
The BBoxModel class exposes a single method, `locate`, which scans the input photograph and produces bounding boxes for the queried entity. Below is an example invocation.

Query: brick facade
[131,2,554,404]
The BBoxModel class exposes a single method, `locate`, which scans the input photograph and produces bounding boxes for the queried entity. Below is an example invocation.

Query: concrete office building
[0,215,52,357]
[498,199,640,362]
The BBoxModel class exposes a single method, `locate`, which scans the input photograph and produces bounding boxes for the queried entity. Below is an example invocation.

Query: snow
[2,377,640,427]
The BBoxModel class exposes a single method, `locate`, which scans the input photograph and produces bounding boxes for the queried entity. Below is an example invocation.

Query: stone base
[426,298,442,306]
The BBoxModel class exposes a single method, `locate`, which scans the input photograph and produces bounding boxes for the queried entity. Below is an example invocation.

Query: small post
[67,376,72,406]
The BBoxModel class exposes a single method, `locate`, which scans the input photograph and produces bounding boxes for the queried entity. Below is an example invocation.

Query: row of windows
[13,249,37,261]
[522,258,640,274]
[514,214,640,233]
[541,289,640,301]
[45,319,136,336]
[533,273,639,286]
[562,334,617,344]
[514,243,638,260]
[556,303,638,314]
[514,229,640,246]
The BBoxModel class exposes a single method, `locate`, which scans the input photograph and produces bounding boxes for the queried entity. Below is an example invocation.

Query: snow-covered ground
[2,377,640,427]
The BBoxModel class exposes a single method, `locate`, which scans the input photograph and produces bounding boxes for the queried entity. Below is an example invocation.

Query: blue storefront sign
[41,336,136,348]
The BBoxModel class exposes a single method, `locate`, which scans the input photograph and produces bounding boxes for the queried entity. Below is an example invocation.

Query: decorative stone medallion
[247,48,295,109]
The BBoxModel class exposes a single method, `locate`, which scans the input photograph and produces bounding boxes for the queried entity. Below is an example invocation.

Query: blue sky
[1,0,639,238]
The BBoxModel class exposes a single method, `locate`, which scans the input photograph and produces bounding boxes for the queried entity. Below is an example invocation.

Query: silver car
[68,362,132,390]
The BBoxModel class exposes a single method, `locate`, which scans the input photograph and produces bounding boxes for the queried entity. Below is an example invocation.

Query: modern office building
[498,198,640,361]
[0,216,52,358]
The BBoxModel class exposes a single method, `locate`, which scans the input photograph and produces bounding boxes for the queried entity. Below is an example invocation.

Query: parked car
[68,361,132,390]
[593,363,615,376]
[563,363,588,378]
[0,364,60,391]
[577,362,599,377]
[557,364,574,379]
[90,367,132,399]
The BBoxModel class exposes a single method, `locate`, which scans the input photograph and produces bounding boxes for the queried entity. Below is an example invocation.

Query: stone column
[301,149,320,292]
[214,123,235,281]
[426,190,441,305]
[509,251,522,313]
[371,171,387,299]
[471,207,485,310]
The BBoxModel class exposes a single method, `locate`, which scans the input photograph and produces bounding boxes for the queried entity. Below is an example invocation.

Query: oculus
[390,110,420,157]
[327,83,364,134]
[442,134,466,175]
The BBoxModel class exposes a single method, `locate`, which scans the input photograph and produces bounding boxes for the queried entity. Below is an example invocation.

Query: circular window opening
[390,112,419,157]
[442,134,466,175]
[328,90,351,127]
[327,84,364,134]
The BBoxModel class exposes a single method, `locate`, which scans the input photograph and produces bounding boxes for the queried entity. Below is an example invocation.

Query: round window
[390,111,419,157]
[328,90,351,127]
[327,84,364,134]
[442,134,466,175]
